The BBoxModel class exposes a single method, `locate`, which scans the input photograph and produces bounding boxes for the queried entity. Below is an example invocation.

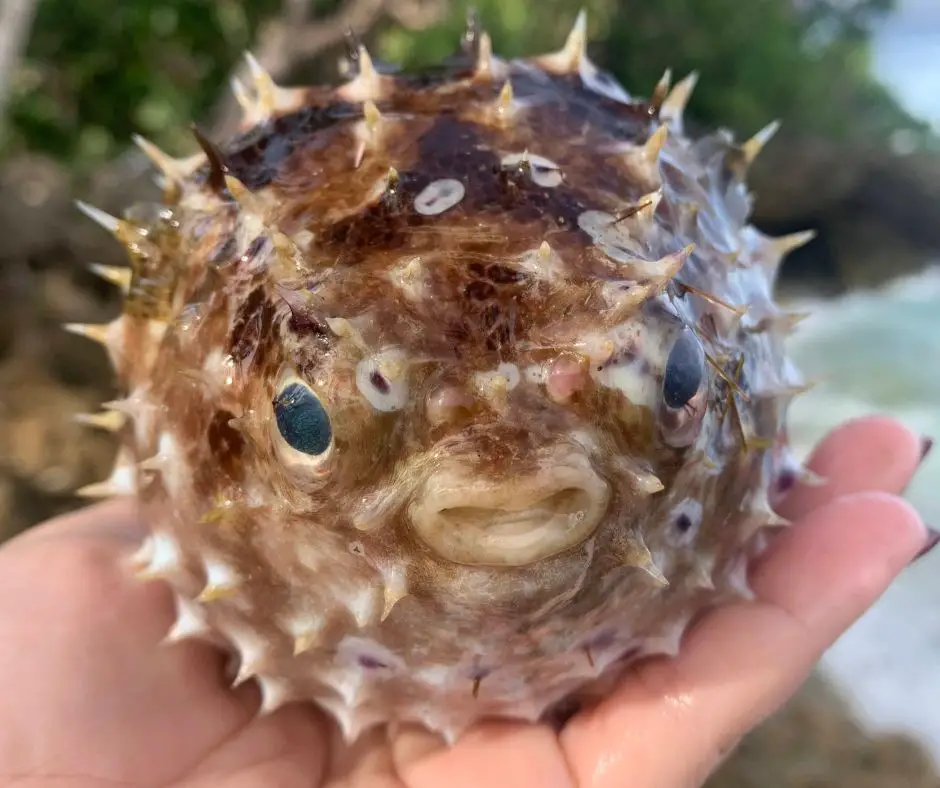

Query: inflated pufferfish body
[73,12,815,743]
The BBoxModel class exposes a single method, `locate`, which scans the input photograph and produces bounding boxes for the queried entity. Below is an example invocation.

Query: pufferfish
[69,10,817,744]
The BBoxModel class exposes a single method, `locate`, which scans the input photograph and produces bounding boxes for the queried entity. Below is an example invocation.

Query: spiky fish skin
[75,13,813,744]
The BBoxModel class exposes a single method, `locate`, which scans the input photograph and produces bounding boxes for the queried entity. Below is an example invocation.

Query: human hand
[0,415,932,788]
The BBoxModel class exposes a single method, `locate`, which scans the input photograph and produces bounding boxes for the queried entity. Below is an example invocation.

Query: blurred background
[0,0,938,784]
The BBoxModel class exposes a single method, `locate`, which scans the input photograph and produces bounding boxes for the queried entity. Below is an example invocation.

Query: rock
[749,134,940,293]
[749,131,865,222]
[0,154,74,260]
[711,674,940,788]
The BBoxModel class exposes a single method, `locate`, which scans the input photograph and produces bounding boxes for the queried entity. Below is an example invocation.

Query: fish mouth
[410,454,610,567]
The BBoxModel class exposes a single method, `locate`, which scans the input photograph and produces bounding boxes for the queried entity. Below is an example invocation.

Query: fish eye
[273,380,332,456]
[658,327,708,447]
[663,327,706,409]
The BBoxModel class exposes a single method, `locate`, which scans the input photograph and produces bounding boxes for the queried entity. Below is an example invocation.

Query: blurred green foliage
[1,0,929,172]
[2,0,340,167]
[4,0,274,165]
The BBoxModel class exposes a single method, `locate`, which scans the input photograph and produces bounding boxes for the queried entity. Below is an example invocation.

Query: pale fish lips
[410,454,610,567]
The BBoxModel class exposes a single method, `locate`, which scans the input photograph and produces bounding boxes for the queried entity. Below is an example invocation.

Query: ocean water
[780,265,940,763]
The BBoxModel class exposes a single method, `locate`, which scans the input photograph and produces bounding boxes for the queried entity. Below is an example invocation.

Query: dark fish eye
[274,381,332,456]
[663,327,706,409]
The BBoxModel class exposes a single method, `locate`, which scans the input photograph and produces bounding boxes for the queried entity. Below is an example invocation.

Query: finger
[178,703,329,788]
[0,502,260,783]
[560,491,927,788]
[4,498,146,552]
[776,415,926,521]
[392,722,575,788]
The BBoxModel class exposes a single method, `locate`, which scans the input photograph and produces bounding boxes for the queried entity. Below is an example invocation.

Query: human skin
[0,414,932,788]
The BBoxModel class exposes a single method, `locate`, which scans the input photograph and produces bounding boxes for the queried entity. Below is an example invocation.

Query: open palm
[0,415,930,788]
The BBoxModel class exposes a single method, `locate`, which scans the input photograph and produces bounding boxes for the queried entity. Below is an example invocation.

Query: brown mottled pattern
[75,19,812,744]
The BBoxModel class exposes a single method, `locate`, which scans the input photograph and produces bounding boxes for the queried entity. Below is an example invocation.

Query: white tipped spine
[74,409,127,432]
[230,628,268,686]
[87,263,132,293]
[164,595,210,643]
[257,675,292,715]
[135,530,182,581]
[75,200,121,235]
[536,9,588,74]
[197,559,241,602]
[661,71,699,132]
[742,119,781,165]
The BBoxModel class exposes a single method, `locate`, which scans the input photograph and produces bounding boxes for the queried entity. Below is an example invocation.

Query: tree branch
[387,0,449,29]
[208,0,396,136]
[0,0,40,127]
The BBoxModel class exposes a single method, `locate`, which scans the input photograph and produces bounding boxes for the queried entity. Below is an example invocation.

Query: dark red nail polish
[921,437,934,463]
[912,527,940,565]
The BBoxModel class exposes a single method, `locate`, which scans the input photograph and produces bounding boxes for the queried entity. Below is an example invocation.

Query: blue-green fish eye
[274,381,332,456]
[663,327,706,409]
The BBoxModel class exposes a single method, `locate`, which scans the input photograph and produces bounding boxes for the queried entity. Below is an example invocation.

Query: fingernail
[921,436,934,463]
[911,526,940,565]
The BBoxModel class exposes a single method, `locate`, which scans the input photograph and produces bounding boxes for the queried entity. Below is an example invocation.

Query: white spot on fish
[414,178,465,215]
[475,362,521,391]
[356,347,409,412]
[671,498,703,545]
[592,360,656,407]
[522,363,547,385]
[501,152,563,187]
[336,636,406,673]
